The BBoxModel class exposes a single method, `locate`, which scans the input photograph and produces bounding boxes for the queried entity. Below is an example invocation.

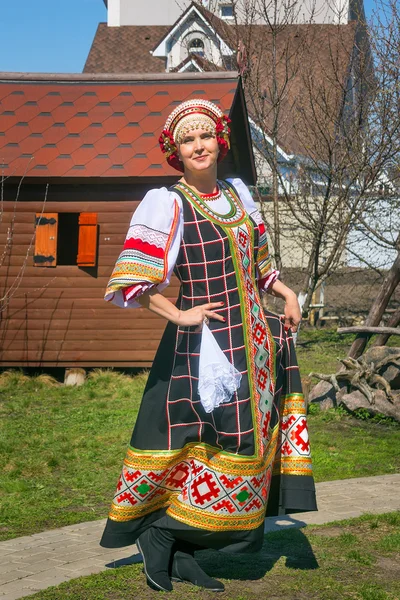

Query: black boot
[171,550,225,592]
[137,528,174,592]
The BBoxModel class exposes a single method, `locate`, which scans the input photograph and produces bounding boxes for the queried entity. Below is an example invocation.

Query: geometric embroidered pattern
[230,218,275,456]
[174,181,246,227]
[126,224,169,249]
[250,211,272,279]
[273,394,313,476]
[109,437,279,531]
[105,200,179,298]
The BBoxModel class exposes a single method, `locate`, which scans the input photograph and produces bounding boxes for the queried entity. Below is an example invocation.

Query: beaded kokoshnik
[159,99,231,173]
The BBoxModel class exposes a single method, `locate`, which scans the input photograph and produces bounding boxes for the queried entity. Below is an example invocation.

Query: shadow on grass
[105,526,318,582]
[105,554,142,569]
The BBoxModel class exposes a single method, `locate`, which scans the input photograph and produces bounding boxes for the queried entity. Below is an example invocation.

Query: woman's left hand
[268,279,302,333]
[283,293,302,332]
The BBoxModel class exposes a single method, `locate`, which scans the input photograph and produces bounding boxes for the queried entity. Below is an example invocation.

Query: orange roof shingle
[0,73,238,178]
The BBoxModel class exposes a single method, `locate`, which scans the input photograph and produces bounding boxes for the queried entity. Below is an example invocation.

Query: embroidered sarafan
[101,179,316,544]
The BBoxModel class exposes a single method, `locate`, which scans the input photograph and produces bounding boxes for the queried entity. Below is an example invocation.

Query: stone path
[1,474,399,600]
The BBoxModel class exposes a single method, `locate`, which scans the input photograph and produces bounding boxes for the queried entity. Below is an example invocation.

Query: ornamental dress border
[109,425,280,530]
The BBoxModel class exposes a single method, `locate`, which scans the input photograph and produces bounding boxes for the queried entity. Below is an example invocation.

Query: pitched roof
[83,14,358,158]
[185,20,358,157]
[193,2,235,47]
[83,23,169,73]
[0,72,241,179]
[151,1,235,58]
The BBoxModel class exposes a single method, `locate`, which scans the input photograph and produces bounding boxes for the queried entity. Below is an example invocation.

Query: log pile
[309,346,400,421]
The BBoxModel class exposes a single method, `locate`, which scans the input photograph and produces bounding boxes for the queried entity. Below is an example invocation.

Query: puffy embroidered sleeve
[227,178,279,292]
[105,188,183,308]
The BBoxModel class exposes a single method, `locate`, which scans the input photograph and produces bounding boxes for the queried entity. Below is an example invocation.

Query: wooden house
[0,71,255,367]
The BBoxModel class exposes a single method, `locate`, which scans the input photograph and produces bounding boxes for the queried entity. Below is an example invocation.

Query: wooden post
[338,326,400,335]
[318,281,326,324]
[373,306,400,346]
[309,290,317,326]
[64,368,86,386]
[348,250,400,359]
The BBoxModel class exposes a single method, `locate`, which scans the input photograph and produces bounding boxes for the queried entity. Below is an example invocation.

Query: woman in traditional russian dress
[100,99,317,592]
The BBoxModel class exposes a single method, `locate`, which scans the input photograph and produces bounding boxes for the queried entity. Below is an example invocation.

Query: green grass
[297,327,352,374]
[0,369,148,541]
[307,406,399,482]
[26,512,400,600]
[0,330,399,541]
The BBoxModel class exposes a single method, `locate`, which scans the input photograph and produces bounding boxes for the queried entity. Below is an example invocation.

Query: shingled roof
[83,8,358,159]
[84,23,169,73]
[0,72,245,179]
[84,2,237,75]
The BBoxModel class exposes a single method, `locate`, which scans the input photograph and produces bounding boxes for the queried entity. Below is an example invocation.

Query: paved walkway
[0,474,399,600]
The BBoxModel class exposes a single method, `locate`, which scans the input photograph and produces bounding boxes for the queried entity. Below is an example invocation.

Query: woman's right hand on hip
[175,302,225,326]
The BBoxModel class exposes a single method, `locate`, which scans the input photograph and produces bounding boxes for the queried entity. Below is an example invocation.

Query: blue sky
[0,0,375,73]
[0,0,106,73]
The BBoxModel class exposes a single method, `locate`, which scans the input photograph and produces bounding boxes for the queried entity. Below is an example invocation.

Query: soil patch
[311,527,344,537]
[376,556,400,577]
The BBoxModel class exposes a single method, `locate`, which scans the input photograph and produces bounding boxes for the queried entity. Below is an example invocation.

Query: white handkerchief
[198,323,242,413]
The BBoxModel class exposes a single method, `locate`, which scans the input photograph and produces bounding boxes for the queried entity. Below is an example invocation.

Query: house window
[34,212,98,267]
[220,3,234,19]
[57,213,79,265]
[188,38,205,56]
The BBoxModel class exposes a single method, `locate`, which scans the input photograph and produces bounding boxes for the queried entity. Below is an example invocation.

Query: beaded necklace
[174,181,247,227]
[199,186,221,201]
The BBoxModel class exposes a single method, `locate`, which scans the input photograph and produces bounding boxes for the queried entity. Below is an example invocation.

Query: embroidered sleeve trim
[105,199,180,301]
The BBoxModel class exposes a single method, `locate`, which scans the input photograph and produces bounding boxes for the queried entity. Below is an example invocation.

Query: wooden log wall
[0,184,178,367]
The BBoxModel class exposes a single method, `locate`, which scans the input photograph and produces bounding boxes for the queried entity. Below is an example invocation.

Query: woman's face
[177,128,219,173]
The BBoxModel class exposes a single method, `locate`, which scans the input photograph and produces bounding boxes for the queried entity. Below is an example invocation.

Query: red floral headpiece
[159,99,231,173]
